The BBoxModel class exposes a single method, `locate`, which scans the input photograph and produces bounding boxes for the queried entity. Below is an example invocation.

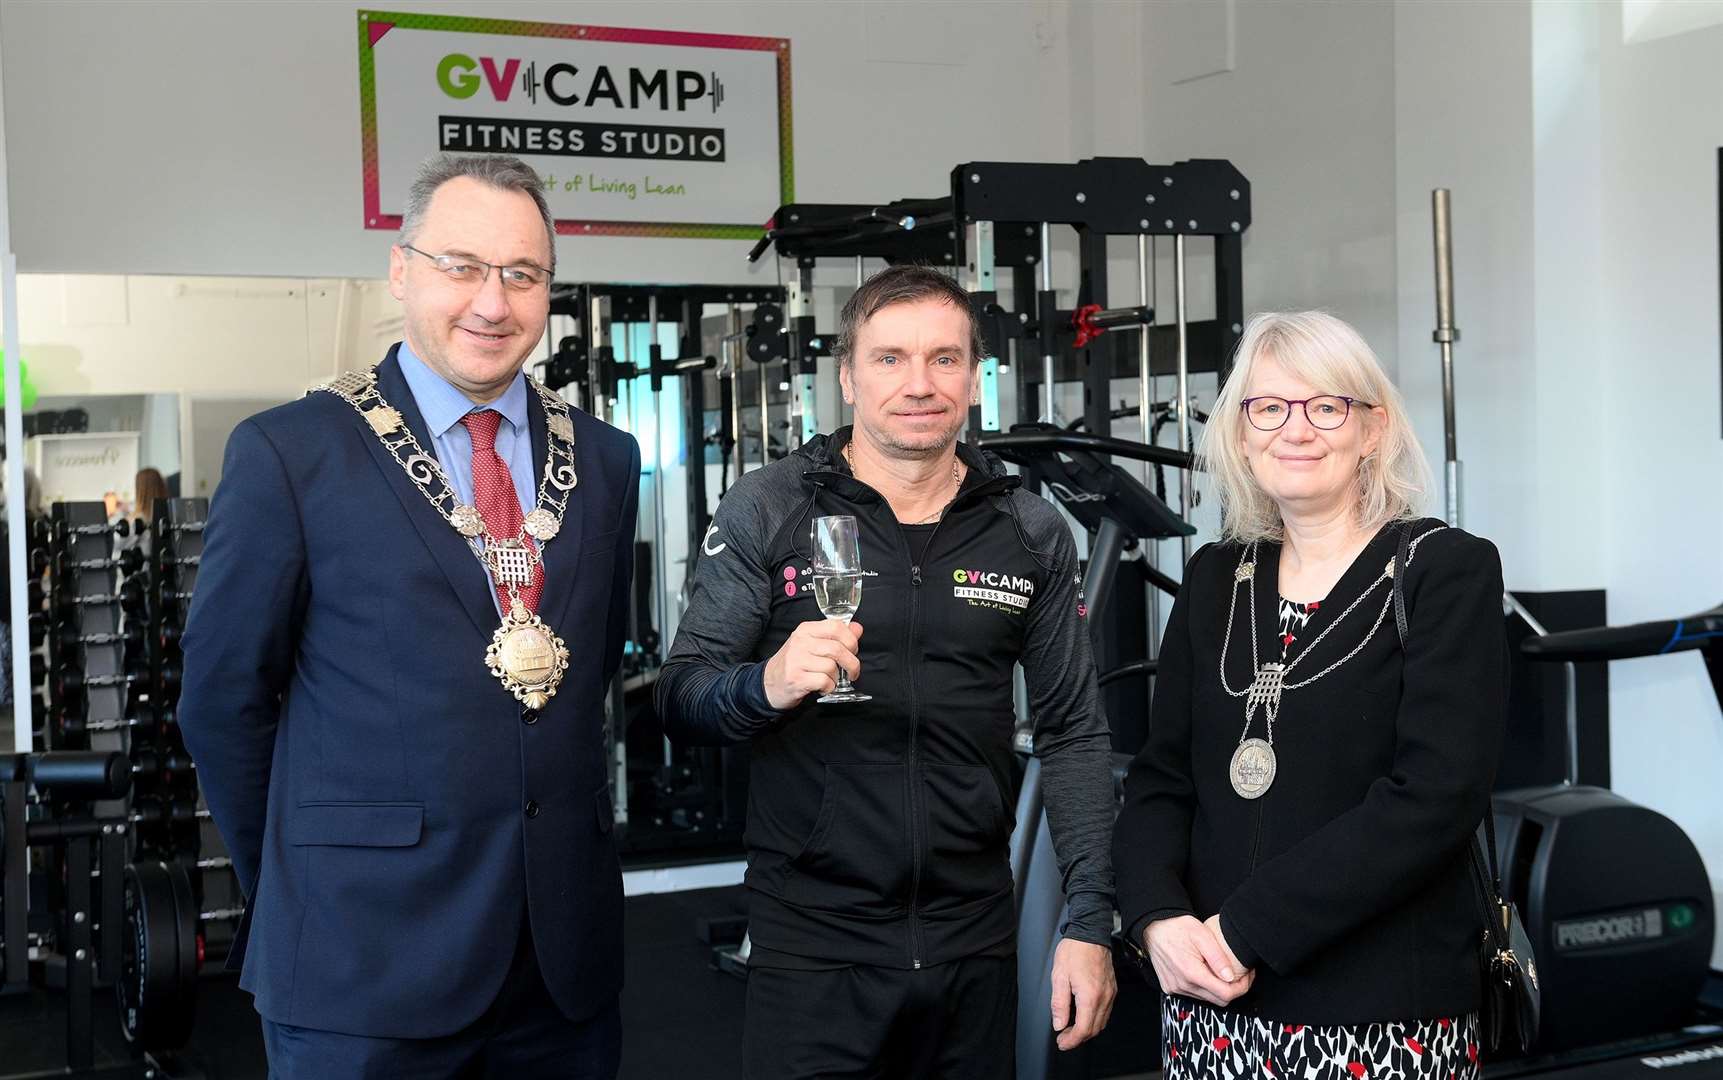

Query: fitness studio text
[439,117,726,162]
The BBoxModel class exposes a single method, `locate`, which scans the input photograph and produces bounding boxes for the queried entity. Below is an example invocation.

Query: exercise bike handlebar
[1520,604,1722,662]
[977,430,1196,470]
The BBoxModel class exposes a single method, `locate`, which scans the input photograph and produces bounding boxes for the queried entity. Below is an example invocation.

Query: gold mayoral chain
[1216,525,1445,800]
[315,370,579,710]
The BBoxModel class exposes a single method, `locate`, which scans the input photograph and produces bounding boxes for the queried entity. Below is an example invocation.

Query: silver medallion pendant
[1229,738,1277,800]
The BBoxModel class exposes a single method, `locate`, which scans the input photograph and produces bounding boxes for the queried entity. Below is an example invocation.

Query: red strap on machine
[1072,304,1107,348]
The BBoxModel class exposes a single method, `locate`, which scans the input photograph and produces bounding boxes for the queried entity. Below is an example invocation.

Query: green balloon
[0,351,37,409]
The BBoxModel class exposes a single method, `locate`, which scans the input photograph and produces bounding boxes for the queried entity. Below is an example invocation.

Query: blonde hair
[1199,311,1430,544]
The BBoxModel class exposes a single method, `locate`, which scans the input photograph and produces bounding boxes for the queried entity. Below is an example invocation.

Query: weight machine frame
[542,283,783,862]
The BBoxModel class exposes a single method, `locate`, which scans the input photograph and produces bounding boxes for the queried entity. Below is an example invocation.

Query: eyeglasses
[401,245,551,292]
[1240,395,1372,431]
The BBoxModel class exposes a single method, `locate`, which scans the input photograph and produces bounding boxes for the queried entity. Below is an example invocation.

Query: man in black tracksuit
[656,266,1117,1078]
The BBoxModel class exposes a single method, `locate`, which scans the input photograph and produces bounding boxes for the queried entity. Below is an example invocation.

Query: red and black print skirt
[1162,995,1482,1080]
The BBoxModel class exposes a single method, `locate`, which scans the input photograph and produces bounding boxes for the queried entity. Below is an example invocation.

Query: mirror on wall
[26,393,181,517]
[2,273,401,751]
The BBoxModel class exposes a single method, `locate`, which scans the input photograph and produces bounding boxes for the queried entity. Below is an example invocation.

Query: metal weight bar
[1173,234,1193,565]
[727,305,744,480]
[1038,224,1057,422]
[1432,189,1461,527]
[1138,233,1163,655]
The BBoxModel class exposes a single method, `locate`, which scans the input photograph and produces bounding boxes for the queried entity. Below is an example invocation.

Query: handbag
[1394,521,1541,1054]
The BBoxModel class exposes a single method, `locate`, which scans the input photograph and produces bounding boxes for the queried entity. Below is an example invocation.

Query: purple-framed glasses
[1240,395,1373,431]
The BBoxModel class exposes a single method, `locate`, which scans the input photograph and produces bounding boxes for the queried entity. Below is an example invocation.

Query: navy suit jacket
[179,347,640,1037]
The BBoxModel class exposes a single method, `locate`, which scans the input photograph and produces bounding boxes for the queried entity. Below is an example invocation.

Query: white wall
[1592,2,1723,926]
[1134,0,1401,367]
[0,0,1076,283]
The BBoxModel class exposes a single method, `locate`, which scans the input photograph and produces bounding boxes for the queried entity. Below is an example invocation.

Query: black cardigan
[1114,520,1507,1024]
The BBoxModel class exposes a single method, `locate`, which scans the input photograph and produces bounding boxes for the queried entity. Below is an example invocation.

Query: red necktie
[460,410,544,614]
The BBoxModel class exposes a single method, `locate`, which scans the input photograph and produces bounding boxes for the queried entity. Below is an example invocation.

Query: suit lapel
[365,346,499,639]
[528,386,586,635]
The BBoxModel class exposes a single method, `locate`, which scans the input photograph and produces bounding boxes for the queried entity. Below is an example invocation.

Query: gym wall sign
[358,10,793,239]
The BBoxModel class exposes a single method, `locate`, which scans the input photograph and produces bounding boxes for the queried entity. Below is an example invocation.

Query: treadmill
[1489,603,1723,1078]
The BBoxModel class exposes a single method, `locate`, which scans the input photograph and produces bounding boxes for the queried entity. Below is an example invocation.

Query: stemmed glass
[810,515,871,704]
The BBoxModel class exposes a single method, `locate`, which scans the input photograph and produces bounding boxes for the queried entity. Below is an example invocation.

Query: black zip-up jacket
[1114,522,1507,1023]
[656,429,1115,969]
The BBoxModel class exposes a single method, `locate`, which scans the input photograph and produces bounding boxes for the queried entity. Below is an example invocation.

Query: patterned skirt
[1162,995,1481,1080]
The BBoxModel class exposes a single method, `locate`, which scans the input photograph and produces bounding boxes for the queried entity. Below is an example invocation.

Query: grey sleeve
[1021,516,1116,946]
[654,479,783,746]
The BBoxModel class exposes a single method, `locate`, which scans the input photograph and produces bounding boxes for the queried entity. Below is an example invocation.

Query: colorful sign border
[357,9,793,240]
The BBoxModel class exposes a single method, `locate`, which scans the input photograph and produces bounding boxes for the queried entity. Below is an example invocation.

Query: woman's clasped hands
[1143,915,1255,1006]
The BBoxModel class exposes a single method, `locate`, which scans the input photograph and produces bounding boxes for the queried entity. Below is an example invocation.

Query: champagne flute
[811,515,871,704]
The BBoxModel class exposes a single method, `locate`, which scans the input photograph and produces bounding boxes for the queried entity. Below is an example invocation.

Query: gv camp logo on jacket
[951,567,1035,614]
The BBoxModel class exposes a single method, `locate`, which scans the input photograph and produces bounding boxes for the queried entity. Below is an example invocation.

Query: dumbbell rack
[41,501,135,993]
[143,498,244,969]
[134,501,199,865]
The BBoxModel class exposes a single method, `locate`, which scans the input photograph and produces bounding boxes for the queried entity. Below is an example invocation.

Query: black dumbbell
[55,622,145,654]
[159,619,183,652]
[129,796,209,828]
[52,518,139,541]
[158,662,183,695]
[54,548,146,577]
[55,710,160,740]
[131,749,195,780]
[155,584,194,603]
[55,669,143,697]
[154,520,205,535]
[53,590,124,618]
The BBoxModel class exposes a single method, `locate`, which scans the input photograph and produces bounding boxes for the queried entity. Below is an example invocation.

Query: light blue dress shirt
[396,340,540,611]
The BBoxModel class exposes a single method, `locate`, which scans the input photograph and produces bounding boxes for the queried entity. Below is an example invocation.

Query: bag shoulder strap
[1391,519,1509,928]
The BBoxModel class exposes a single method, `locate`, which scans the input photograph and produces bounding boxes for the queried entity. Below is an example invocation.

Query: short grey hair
[834,264,985,368]
[398,154,557,273]
[1199,310,1431,544]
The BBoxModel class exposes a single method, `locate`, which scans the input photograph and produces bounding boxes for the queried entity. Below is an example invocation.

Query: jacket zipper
[900,510,950,971]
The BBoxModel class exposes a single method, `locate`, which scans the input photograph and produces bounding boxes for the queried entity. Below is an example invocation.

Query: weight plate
[164,856,198,1013]
[118,859,197,1050]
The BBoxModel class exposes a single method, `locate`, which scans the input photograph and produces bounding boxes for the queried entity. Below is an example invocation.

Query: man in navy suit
[179,155,640,1078]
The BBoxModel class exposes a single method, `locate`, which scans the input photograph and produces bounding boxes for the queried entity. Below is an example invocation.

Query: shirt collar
[396,338,530,439]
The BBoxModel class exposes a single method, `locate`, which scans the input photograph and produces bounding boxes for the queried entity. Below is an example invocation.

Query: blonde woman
[1114,311,1506,1080]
